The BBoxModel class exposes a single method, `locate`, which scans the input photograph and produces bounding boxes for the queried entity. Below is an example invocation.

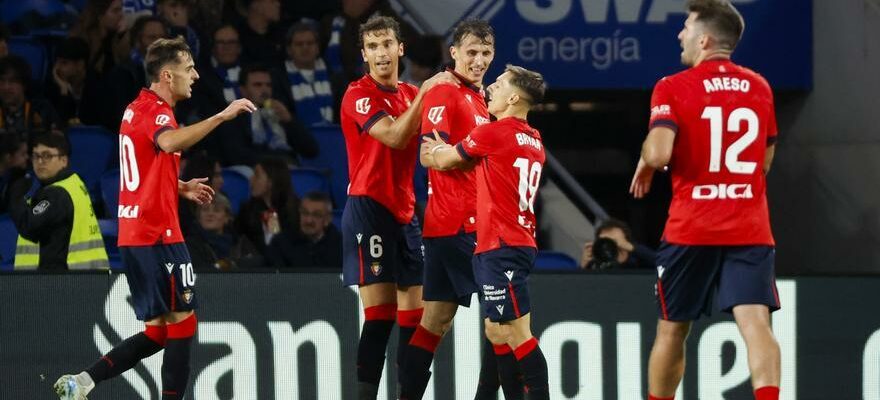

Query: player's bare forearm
[641,126,676,169]
[763,144,776,174]
[159,115,225,153]
[431,146,467,170]
[369,95,426,149]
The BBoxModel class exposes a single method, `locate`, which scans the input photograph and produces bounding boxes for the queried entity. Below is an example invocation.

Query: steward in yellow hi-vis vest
[8,133,108,270]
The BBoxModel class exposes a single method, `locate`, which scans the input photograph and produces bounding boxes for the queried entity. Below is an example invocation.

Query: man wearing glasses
[8,133,109,270]
[267,190,342,268]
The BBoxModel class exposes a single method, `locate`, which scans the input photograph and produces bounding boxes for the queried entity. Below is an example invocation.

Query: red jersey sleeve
[648,77,680,133]
[342,86,391,135]
[455,124,493,161]
[148,104,178,144]
[420,85,457,139]
[766,89,778,146]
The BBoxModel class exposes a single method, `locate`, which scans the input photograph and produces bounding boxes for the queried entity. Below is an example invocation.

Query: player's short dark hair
[145,36,192,82]
[451,19,494,47]
[595,218,633,243]
[504,64,546,105]
[55,37,90,62]
[0,55,32,88]
[238,63,272,86]
[30,132,71,156]
[358,15,402,49]
[686,0,744,51]
[130,15,168,49]
[286,20,319,46]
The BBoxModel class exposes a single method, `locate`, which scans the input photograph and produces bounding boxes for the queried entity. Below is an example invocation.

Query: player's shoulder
[734,63,773,91]
[342,78,372,99]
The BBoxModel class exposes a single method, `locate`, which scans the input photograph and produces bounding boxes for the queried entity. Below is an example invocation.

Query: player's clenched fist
[218,98,257,121]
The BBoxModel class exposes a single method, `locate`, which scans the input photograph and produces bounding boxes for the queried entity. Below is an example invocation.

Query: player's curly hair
[686,0,745,51]
[145,36,192,83]
[452,19,494,47]
[358,15,402,49]
[505,64,546,105]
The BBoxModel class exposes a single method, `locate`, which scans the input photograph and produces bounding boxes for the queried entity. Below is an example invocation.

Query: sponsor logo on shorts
[356,233,363,244]
[482,285,506,301]
[495,305,505,315]
[165,263,175,273]
[504,270,514,281]
[370,262,382,276]
[657,265,665,278]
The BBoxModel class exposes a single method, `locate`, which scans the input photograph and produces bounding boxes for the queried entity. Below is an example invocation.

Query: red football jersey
[340,75,420,224]
[117,89,184,246]
[421,70,490,237]
[649,58,777,246]
[456,117,545,254]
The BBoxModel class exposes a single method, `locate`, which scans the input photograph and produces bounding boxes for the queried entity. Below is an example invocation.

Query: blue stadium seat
[100,169,119,218]
[98,218,121,270]
[534,250,580,271]
[67,125,116,197]
[221,168,250,214]
[299,124,349,208]
[7,37,48,81]
[332,209,343,230]
[0,215,17,270]
[290,167,330,197]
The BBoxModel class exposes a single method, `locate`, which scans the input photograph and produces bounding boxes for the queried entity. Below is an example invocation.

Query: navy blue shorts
[120,243,198,321]
[473,246,537,322]
[342,196,424,287]
[654,242,781,321]
[423,232,478,306]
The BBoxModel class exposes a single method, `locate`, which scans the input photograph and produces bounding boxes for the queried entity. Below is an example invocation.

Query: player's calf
[161,313,197,399]
[357,303,397,399]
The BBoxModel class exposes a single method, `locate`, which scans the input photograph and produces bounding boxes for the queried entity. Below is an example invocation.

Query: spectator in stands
[267,190,341,268]
[46,37,93,129]
[193,193,238,270]
[71,0,128,77]
[212,64,317,166]
[235,156,299,265]
[237,0,284,66]
[8,133,109,270]
[401,35,444,86]
[156,0,201,59]
[0,136,28,213]
[320,0,419,83]
[0,24,9,58]
[281,21,340,126]
[99,15,169,130]
[178,152,231,270]
[0,56,60,140]
[581,218,656,270]
[190,24,243,120]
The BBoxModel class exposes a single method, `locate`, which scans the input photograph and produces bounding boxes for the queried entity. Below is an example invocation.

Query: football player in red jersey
[54,37,255,400]
[630,2,781,400]
[422,65,551,400]
[338,15,456,399]
[400,19,524,400]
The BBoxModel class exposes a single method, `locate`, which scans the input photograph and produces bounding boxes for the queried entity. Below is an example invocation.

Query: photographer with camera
[581,218,656,270]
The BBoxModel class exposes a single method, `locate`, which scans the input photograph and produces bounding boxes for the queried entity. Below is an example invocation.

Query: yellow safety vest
[14,173,109,270]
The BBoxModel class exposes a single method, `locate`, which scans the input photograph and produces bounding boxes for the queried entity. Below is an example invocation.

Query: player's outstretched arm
[367,71,458,149]
[421,129,467,171]
[156,99,256,153]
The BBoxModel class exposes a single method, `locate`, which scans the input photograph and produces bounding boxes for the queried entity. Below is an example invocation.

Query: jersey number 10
[701,106,759,175]
[119,135,141,191]
[513,158,542,213]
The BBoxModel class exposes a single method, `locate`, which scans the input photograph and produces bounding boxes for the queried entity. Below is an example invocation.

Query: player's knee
[484,322,509,345]
[656,320,691,343]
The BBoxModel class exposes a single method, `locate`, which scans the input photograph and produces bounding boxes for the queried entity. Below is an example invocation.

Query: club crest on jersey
[504,270,514,281]
[155,114,171,126]
[370,262,382,276]
[355,98,371,115]
[427,106,445,125]
[495,305,505,315]
[32,200,50,215]
[182,289,194,304]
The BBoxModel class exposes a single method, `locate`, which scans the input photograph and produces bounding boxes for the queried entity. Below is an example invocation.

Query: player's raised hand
[180,177,215,205]
[629,157,656,199]
[421,71,459,92]
[218,99,257,121]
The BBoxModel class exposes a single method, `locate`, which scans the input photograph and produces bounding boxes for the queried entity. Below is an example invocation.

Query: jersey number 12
[701,106,759,174]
